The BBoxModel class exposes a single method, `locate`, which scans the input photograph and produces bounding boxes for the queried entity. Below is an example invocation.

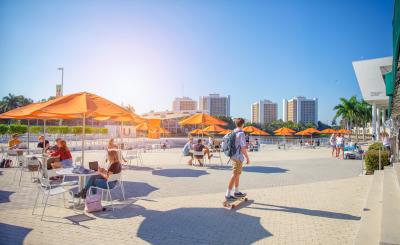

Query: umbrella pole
[27,120,30,154]
[82,113,86,166]
[43,120,46,154]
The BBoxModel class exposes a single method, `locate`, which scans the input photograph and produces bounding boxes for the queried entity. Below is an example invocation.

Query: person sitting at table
[107,138,127,162]
[48,138,62,152]
[182,137,194,165]
[8,134,21,150]
[37,135,50,151]
[49,140,73,169]
[193,139,213,160]
[74,150,122,199]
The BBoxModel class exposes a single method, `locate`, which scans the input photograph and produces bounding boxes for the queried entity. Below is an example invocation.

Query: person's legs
[187,153,193,165]
[341,146,344,159]
[203,147,213,159]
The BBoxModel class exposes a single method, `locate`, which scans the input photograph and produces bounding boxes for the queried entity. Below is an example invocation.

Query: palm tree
[333,96,359,140]
[356,100,372,142]
[0,93,33,113]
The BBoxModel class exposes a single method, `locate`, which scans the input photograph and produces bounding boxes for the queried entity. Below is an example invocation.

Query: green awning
[385,71,394,96]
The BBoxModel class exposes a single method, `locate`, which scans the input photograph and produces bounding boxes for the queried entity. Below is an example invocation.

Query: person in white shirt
[335,134,345,159]
[329,133,336,157]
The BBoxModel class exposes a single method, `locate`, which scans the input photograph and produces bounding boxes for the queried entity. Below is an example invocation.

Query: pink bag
[85,189,103,213]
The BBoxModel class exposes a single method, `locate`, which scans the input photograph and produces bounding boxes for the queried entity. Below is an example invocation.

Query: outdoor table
[56,168,98,191]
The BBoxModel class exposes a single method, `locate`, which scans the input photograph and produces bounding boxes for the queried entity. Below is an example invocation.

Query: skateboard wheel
[245,198,248,201]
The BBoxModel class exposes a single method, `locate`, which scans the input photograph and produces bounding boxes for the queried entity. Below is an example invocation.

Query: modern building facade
[282,96,318,125]
[172,97,197,112]
[199,94,230,117]
[353,56,392,140]
[251,100,278,124]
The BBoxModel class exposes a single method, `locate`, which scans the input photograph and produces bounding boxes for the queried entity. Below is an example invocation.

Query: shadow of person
[242,166,288,174]
[251,203,361,220]
[137,207,272,244]
[152,168,209,178]
[0,190,14,204]
[0,223,32,244]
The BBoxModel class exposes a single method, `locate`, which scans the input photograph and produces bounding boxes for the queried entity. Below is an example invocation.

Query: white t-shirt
[336,136,344,145]
[329,135,336,146]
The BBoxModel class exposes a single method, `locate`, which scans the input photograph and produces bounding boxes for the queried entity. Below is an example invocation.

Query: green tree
[333,96,359,141]
[0,93,33,113]
[0,124,9,135]
[9,124,28,135]
[356,100,372,142]
[29,126,43,134]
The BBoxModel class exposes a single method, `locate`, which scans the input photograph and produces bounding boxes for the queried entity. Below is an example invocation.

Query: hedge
[0,124,108,135]
[365,149,390,172]
[368,142,384,151]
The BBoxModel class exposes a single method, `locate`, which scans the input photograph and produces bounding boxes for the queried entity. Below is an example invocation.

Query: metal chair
[15,156,40,186]
[125,150,142,166]
[193,151,206,166]
[32,175,75,221]
[89,172,125,211]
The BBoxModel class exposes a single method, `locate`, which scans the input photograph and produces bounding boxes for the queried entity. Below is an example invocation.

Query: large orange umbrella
[295,131,311,136]
[303,128,321,134]
[320,128,337,134]
[190,128,208,136]
[179,113,227,126]
[135,122,154,132]
[203,125,225,133]
[337,129,352,134]
[274,127,295,136]
[250,128,269,136]
[218,129,232,135]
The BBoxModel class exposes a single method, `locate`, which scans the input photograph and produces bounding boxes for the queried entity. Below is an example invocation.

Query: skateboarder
[225,118,250,201]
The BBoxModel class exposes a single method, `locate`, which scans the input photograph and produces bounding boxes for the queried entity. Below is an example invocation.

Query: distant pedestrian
[336,133,345,159]
[330,133,336,157]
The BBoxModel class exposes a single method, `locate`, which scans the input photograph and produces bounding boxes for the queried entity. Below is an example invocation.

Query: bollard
[378,148,382,170]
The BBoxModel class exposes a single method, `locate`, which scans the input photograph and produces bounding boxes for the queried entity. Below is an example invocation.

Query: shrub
[29,126,43,134]
[100,128,108,134]
[85,127,93,134]
[368,142,384,151]
[70,126,83,135]
[58,126,70,134]
[46,126,59,134]
[0,124,9,135]
[9,124,28,135]
[365,149,390,172]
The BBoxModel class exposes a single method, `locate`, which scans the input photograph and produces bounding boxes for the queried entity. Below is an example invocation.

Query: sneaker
[208,154,213,160]
[234,192,246,198]
[225,195,237,201]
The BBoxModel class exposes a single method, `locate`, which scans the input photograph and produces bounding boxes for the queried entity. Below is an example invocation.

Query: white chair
[193,151,206,166]
[74,156,82,166]
[7,149,23,167]
[32,176,75,221]
[38,158,78,187]
[15,156,40,186]
[125,150,142,166]
[89,172,125,211]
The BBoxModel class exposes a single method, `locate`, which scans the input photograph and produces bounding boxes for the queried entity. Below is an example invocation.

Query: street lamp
[58,67,64,96]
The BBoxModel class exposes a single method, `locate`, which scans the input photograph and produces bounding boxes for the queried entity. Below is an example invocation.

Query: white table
[56,168,98,191]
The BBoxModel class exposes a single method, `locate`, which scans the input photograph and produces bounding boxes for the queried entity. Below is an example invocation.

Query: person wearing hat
[8,134,21,150]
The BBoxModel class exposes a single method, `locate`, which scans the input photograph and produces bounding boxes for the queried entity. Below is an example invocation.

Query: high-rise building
[172,97,197,112]
[199,94,230,117]
[282,96,318,124]
[251,100,278,124]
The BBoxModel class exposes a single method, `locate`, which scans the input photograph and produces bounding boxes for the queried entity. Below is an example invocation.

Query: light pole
[58,67,64,95]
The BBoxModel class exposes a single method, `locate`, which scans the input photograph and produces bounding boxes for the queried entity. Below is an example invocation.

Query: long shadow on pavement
[152,168,208,178]
[0,223,32,244]
[250,203,361,220]
[208,165,288,174]
[123,166,155,171]
[0,190,15,203]
[136,207,272,244]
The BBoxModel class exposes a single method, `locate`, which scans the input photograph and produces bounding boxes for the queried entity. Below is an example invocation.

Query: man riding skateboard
[225,118,250,201]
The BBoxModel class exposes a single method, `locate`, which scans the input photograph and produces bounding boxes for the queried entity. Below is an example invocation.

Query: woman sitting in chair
[49,140,73,169]
[107,138,127,162]
[74,150,122,199]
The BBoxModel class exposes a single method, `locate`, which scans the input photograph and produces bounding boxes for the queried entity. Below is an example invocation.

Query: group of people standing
[329,133,345,159]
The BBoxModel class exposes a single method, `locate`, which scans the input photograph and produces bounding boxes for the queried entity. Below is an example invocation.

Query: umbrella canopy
[320,128,337,134]
[203,125,225,133]
[303,128,321,134]
[337,129,352,134]
[274,127,296,136]
[243,126,260,133]
[151,127,171,134]
[295,131,312,136]
[135,122,154,131]
[0,101,75,119]
[190,129,208,135]
[179,113,227,126]
[218,129,232,135]
[250,129,269,136]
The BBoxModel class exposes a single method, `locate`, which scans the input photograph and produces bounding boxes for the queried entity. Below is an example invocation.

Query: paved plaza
[0,147,372,244]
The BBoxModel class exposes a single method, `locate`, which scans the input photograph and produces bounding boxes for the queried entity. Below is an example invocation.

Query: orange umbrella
[337,129,352,134]
[179,113,227,126]
[250,129,269,136]
[135,122,154,131]
[243,126,258,133]
[190,129,208,135]
[203,125,225,133]
[303,128,321,134]
[274,127,295,136]
[152,127,170,134]
[218,129,232,135]
[295,131,311,136]
[320,128,337,134]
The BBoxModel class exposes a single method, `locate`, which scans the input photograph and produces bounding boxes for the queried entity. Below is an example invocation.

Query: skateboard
[222,196,248,209]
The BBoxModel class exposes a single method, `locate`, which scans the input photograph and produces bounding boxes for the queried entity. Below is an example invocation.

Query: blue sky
[0,0,394,123]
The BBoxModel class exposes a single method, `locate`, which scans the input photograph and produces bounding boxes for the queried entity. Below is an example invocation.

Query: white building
[352,56,392,140]
[199,94,230,117]
[172,97,197,112]
[282,96,318,125]
[251,100,278,124]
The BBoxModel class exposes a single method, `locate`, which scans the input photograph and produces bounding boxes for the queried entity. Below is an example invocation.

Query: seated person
[193,139,213,160]
[8,134,21,150]
[253,138,260,151]
[108,138,118,150]
[37,135,50,151]
[49,140,73,169]
[182,137,194,165]
[213,139,221,151]
[74,150,122,199]
[49,138,62,152]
